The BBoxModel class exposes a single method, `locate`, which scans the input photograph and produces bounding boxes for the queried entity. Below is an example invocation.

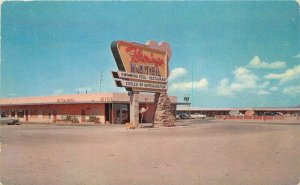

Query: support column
[111,103,114,124]
[153,93,161,126]
[130,91,140,128]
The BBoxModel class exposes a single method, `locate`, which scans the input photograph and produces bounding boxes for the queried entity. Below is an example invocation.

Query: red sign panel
[111,40,168,92]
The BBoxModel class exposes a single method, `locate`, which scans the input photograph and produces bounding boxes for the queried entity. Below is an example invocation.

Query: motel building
[177,105,300,121]
[0,93,177,124]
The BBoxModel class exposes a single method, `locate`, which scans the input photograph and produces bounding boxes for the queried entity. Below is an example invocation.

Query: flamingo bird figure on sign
[140,98,149,123]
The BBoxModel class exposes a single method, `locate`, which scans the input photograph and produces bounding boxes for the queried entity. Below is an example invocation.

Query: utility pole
[99,71,103,93]
[191,60,194,106]
[184,92,190,117]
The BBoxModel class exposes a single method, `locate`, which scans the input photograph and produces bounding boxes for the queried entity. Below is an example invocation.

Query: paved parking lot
[1,120,300,185]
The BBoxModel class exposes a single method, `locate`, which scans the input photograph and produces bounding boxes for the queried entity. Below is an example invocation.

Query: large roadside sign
[111,40,169,92]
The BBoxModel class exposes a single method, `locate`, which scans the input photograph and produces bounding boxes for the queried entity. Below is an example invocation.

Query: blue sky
[1,1,300,108]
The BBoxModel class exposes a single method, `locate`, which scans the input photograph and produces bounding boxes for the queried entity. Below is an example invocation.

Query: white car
[0,116,20,125]
[190,114,206,119]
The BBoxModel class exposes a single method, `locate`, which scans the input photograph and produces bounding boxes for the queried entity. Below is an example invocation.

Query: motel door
[25,110,29,122]
[81,110,86,122]
[53,110,57,123]
[105,103,112,124]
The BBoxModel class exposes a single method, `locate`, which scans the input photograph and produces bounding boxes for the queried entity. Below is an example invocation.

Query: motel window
[30,110,38,118]
[42,110,50,118]
[1,110,5,117]
[17,110,24,118]
[114,104,129,124]
[11,110,16,117]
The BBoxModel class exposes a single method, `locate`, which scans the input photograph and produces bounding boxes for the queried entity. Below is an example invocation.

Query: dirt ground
[1,120,300,185]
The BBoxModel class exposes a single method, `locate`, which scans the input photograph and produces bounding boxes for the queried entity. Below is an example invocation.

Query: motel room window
[114,104,129,124]
[17,110,25,118]
[42,110,50,118]
[1,110,5,117]
[11,110,16,117]
[30,110,38,118]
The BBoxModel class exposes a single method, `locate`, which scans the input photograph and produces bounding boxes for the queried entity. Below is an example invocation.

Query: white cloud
[294,54,300,59]
[168,67,188,81]
[264,65,300,82]
[53,89,64,95]
[217,67,270,96]
[283,86,300,96]
[232,67,259,90]
[170,78,208,91]
[257,90,270,95]
[193,79,208,89]
[259,81,270,89]
[270,86,279,91]
[248,56,286,69]
[217,78,233,96]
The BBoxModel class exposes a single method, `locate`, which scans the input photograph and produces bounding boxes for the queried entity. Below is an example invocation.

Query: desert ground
[1,120,300,185]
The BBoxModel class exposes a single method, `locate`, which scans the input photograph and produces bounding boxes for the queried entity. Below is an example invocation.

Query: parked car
[0,116,20,125]
[190,113,207,119]
[256,112,264,116]
[256,112,283,116]
[179,113,190,119]
[229,110,244,116]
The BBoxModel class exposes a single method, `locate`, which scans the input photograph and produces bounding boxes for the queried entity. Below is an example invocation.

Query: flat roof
[176,106,300,112]
[0,92,177,106]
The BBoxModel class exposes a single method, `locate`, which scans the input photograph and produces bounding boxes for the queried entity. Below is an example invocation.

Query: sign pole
[129,91,140,128]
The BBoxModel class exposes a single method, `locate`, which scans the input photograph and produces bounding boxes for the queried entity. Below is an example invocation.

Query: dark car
[179,113,190,119]
[256,112,264,116]
[263,112,277,116]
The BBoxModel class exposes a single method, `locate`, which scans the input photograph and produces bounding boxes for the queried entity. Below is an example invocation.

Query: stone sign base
[129,91,175,128]
[154,92,176,127]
